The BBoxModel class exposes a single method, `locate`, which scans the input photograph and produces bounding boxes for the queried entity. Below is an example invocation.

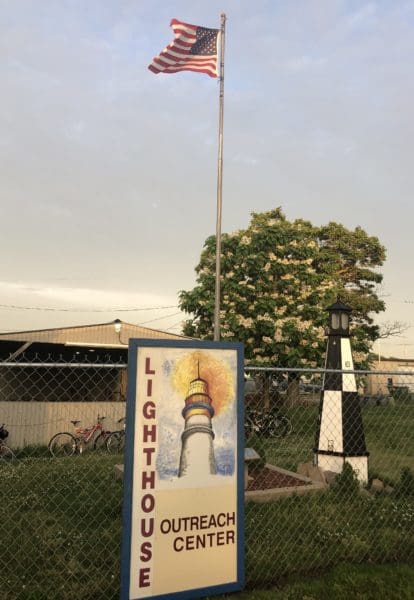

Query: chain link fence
[1,355,413,598]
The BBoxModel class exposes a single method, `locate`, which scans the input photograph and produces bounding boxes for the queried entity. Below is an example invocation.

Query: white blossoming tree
[179,208,386,370]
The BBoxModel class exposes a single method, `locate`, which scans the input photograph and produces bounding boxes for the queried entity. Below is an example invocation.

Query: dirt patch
[247,466,312,491]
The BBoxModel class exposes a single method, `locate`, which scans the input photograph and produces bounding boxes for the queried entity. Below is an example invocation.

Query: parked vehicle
[105,417,126,454]
[245,373,321,397]
[48,415,109,457]
[244,405,292,439]
[0,424,16,460]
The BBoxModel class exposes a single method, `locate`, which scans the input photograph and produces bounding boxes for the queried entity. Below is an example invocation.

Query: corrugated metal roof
[0,320,190,347]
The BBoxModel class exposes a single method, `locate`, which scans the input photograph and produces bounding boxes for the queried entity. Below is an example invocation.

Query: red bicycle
[48,415,109,457]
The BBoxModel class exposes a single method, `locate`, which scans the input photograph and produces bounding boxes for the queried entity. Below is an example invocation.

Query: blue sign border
[120,338,245,600]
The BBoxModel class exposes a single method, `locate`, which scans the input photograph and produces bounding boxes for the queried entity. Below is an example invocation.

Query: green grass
[0,455,123,600]
[248,399,414,485]
[1,455,413,599]
[1,398,413,599]
[209,563,414,599]
[364,401,414,483]
[246,492,413,584]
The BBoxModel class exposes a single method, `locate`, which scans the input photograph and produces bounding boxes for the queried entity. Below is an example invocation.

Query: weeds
[395,467,414,498]
[331,462,360,497]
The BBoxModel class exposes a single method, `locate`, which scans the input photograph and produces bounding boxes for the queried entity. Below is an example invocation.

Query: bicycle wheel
[94,432,109,451]
[48,432,77,457]
[269,415,293,438]
[280,416,293,436]
[0,443,16,460]
[244,417,254,441]
[106,431,125,454]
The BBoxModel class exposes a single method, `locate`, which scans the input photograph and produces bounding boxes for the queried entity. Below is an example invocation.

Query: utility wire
[138,312,182,325]
[0,303,178,313]
[165,319,185,331]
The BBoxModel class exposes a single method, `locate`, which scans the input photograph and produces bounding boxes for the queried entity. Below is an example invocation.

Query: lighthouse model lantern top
[327,299,351,337]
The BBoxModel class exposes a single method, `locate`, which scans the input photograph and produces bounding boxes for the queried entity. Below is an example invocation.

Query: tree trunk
[286,373,300,407]
[262,375,271,411]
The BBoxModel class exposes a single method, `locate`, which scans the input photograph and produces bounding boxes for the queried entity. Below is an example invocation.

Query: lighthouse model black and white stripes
[178,365,217,478]
[314,300,369,484]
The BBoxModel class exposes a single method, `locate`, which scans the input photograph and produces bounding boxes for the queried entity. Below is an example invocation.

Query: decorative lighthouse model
[314,300,369,484]
[178,364,217,478]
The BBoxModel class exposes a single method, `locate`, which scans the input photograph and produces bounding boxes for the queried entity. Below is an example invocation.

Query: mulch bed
[247,466,312,491]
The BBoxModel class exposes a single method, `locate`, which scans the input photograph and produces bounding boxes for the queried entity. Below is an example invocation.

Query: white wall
[0,401,126,448]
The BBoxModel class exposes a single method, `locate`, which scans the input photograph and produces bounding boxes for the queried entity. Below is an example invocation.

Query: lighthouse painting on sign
[155,347,238,487]
[178,362,217,478]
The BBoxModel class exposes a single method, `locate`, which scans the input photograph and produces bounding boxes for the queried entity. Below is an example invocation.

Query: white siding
[0,401,126,448]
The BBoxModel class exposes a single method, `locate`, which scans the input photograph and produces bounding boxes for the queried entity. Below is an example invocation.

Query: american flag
[148,18,219,78]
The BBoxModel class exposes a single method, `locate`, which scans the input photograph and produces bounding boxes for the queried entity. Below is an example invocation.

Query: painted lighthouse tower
[314,300,369,484]
[178,365,216,478]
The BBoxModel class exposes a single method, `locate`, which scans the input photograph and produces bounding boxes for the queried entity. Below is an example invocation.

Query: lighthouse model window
[121,339,244,600]
[331,313,340,330]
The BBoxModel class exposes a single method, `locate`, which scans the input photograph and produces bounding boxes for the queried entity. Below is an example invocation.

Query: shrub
[331,462,360,497]
[395,467,414,498]
[390,386,412,401]
[15,445,50,459]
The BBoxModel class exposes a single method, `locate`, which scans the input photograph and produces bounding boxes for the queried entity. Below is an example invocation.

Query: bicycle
[48,415,108,457]
[105,417,126,454]
[0,424,16,460]
[94,421,117,451]
[244,405,292,440]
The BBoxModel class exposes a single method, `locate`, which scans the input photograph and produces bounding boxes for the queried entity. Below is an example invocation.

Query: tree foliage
[179,208,386,367]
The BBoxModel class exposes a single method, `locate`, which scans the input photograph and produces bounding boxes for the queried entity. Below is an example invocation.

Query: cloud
[0,280,177,309]
[1,1,414,354]
[345,2,378,29]
[0,280,183,332]
[229,154,259,165]
[283,55,327,71]
[37,202,73,218]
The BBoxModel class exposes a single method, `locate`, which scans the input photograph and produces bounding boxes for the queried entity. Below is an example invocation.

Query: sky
[1,0,414,357]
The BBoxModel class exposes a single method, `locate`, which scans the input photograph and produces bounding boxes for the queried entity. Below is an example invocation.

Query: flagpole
[213,13,226,342]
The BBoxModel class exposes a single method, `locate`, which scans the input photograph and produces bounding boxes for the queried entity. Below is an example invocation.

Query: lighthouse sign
[121,339,245,600]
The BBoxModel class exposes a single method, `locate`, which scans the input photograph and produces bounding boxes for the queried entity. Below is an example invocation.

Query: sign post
[120,339,244,600]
